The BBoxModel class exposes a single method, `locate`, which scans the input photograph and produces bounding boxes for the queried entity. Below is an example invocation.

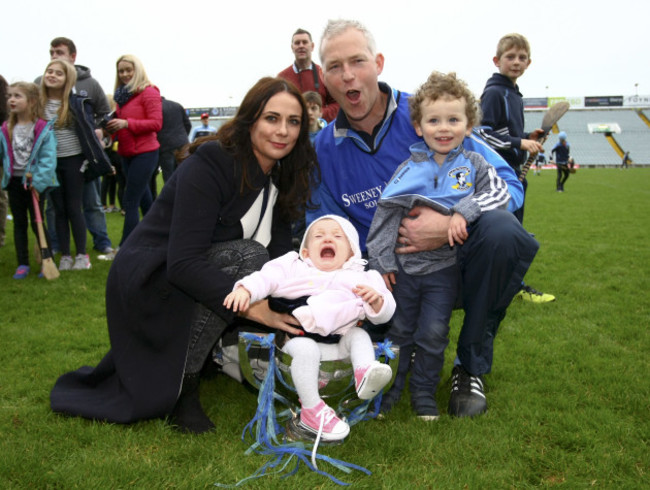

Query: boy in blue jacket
[479,33,555,304]
[367,72,510,419]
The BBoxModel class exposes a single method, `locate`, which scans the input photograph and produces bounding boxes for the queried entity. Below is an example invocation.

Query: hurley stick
[31,188,59,280]
[519,101,570,181]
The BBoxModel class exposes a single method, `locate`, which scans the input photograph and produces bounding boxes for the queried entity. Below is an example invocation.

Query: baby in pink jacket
[224,215,396,442]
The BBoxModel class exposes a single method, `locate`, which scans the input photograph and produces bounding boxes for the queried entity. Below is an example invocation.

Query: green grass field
[1,168,648,488]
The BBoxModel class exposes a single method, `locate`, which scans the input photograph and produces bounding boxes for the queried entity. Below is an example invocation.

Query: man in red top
[278,28,339,122]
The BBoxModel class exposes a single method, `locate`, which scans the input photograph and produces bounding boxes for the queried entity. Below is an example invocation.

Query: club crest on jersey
[449,167,472,191]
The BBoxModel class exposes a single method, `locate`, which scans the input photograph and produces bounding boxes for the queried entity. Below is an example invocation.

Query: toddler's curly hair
[409,71,480,128]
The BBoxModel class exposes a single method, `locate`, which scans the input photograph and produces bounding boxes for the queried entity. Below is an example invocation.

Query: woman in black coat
[50,77,319,433]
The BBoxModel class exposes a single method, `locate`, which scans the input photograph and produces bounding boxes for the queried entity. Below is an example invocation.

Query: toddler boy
[367,72,510,420]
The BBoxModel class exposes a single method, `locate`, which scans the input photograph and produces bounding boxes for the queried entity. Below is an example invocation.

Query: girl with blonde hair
[41,59,111,271]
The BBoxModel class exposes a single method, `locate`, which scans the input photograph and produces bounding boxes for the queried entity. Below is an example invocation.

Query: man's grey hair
[319,19,377,64]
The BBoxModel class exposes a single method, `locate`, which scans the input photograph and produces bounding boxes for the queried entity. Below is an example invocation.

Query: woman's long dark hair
[184,77,320,222]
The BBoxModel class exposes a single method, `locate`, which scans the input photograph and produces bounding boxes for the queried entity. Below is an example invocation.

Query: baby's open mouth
[321,246,335,258]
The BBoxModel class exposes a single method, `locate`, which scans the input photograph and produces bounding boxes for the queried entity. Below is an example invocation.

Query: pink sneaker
[299,400,350,441]
[355,361,393,400]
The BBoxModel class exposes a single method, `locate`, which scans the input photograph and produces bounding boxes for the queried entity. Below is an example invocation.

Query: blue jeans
[388,263,459,395]
[158,148,179,183]
[45,178,112,252]
[184,239,269,374]
[83,177,112,251]
[120,150,159,246]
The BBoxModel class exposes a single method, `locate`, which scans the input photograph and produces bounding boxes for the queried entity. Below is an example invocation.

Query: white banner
[623,95,650,108]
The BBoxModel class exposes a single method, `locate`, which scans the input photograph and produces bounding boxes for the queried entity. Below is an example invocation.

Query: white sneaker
[98,247,119,261]
[59,255,74,271]
[72,254,91,270]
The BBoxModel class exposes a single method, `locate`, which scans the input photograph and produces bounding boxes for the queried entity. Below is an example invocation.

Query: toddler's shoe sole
[357,362,393,400]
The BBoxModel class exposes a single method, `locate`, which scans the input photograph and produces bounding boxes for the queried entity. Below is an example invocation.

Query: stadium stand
[525,109,650,166]
[190,104,649,166]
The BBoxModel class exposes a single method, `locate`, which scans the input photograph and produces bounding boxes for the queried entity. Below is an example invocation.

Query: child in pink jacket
[224,215,396,441]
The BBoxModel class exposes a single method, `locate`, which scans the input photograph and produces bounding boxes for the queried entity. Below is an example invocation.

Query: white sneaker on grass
[59,255,74,271]
[98,247,119,261]
[72,254,91,270]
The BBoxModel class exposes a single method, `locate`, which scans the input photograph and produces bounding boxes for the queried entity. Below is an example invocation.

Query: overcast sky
[3,0,646,109]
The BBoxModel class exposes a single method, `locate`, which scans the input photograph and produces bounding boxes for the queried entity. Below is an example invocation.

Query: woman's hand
[239,299,303,336]
[105,118,128,133]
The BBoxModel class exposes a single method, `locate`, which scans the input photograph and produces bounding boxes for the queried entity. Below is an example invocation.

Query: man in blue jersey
[307,19,539,418]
